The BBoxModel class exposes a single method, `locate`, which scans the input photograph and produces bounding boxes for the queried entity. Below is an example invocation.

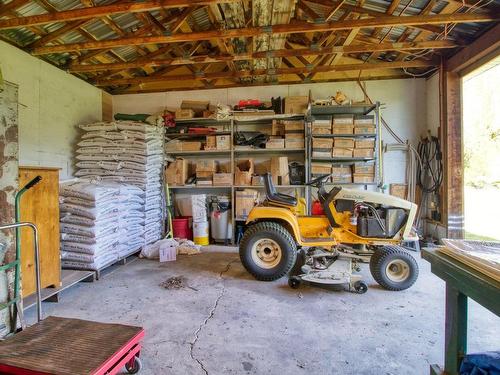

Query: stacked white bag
[74,121,165,245]
[59,181,121,270]
[117,184,145,258]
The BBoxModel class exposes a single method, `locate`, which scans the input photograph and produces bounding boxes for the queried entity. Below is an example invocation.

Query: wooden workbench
[422,248,500,375]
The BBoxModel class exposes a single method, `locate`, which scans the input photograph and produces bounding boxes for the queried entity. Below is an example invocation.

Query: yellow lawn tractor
[239,173,419,293]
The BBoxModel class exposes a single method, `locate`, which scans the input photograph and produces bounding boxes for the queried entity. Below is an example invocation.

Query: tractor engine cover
[358,208,407,238]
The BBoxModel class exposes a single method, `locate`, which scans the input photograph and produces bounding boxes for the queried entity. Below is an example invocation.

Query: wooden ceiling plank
[0,0,238,29]
[94,58,437,86]
[31,12,497,55]
[68,39,459,72]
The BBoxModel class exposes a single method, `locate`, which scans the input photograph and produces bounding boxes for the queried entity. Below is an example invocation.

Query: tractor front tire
[239,222,297,281]
[369,246,419,291]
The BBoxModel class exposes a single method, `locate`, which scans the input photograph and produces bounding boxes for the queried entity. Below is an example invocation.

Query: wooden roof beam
[445,22,500,74]
[32,12,497,55]
[69,40,459,72]
[94,59,438,86]
[0,0,238,30]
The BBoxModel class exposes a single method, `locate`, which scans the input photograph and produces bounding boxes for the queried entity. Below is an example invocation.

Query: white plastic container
[210,210,233,242]
[193,220,209,245]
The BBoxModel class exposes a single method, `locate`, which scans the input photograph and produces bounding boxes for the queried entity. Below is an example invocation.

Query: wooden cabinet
[19,167,61,297]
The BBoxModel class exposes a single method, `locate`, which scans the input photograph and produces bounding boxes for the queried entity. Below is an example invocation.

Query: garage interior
[0,1,499,374]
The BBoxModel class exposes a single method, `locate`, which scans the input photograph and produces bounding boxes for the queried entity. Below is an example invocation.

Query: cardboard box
[196,171,213,186]
[311,163,332,174]
[312,151,331,158]
[332,175,352,184]
[312,120,332,135]
[235,159,254,185]
[353,148,374,158]
[390,184,407,199]
[285,133,304,140]
[217,161,231,173]
[205,135,216,150]
[332,147,353,158]
[333,114,354,125]
[253,160,269,175]
[165,140,181,152]
[285,138,305,149]
[331,165,352,183]
[355,138,375,149]
[332,165,352,177]
[313,138,333,150]
[272,120,285,136]
[271,156,289,185]
[165,158,188,186]
[284,120,304,132]
[180,141,201,151]
[354,125,376,135]
[216,135,230,150]
[213,173,233,186]
[354,162,375,174]
[181,100,209,117]
[266,138,285,149]
[353,173,375,183]
[235,189,259,219]
[354,115,374,126]
[196,160,216,172]
[332,124,354,134]
[334,137,355,148]
[175,109,195,119]
[285,96,309,114]
[251,175,263,186]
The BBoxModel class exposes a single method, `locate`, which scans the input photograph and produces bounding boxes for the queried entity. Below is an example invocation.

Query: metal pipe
[0,222,42,323]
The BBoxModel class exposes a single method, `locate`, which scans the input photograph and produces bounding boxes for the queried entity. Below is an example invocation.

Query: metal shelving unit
[305,102,383,212]
[166,114,307,244]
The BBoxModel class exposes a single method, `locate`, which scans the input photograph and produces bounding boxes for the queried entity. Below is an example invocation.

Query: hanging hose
[416,136,443,225]
[417,136,443,194]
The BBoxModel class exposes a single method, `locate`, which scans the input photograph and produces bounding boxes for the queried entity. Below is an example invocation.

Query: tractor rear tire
[369,245,419,291]
[239,222,297,281]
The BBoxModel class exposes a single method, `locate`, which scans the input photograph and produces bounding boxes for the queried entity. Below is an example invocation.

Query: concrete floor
[26,246,499,375]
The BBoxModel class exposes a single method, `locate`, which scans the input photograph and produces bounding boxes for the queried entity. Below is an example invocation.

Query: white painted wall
[0,41,103,180]
[114,78,427,188]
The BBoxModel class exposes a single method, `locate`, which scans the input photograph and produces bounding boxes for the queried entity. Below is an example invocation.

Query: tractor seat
[262,173,297,207]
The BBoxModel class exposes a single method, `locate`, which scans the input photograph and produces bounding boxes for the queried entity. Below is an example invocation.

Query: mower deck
[0,316,144,375]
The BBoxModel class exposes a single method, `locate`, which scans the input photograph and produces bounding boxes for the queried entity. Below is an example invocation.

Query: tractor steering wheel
[306,173,331,188]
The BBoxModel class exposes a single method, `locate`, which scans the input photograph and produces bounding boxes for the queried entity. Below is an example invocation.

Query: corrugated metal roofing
[0,0,497,91]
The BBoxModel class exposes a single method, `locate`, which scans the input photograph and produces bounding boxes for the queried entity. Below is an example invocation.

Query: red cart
[0,222,145,374]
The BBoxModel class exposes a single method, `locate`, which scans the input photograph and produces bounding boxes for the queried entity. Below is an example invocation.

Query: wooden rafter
[0,0,238,29]
[68,40,458,73]
[93,59,438,86]
[30,13,498,55]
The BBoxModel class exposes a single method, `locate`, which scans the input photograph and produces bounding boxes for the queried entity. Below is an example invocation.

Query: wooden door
[19,167,61,297]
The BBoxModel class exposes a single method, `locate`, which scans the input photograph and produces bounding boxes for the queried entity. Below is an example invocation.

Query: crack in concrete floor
[189,259,238,375]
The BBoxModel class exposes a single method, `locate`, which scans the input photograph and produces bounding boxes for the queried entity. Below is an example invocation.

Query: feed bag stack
[59,181,121,270]
[75,121,165,246]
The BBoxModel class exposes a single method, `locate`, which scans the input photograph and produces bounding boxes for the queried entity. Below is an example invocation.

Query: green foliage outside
[463,59,500,240]
[463,60,500,188]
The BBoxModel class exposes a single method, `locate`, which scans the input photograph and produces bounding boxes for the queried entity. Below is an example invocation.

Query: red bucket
[172,216,193,239]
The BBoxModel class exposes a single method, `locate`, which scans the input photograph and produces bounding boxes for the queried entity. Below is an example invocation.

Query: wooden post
[444,284,467,374]
[441,69,464,239]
